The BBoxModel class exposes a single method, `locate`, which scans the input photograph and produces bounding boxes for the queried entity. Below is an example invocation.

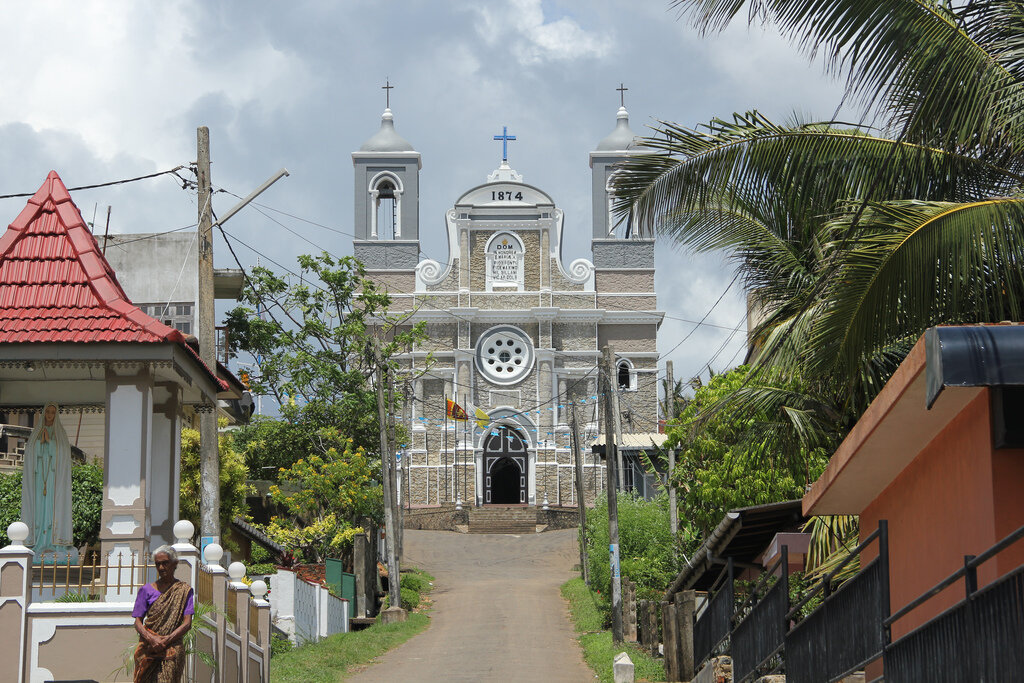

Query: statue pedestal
[32,546,79,566]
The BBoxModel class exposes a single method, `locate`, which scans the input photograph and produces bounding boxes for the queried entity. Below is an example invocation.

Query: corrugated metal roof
[589,432,668,448]
[0,171,226,390]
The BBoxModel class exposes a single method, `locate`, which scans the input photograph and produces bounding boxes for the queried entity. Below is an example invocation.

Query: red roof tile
[0,171,226,390]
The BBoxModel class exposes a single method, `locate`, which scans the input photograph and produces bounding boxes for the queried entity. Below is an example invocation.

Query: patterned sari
[134,580,191,683]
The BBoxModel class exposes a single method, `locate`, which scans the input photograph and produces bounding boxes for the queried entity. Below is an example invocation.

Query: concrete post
[675,590,696,681]
[661,600,678,682]
[204,545,227,682]
[172,520,198,586]
[353,532,368,617]
[150,388,182,549]
[227,562,249,683]
[0,523,32,683]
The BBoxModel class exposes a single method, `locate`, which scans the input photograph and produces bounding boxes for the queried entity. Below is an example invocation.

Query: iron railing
[732,546,789,682]
[785,520,889,683]
[884,522,1024,682]
[32,550,156,600]
[693,557,734,668]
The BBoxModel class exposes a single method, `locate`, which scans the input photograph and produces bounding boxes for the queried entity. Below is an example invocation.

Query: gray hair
[152,545,177,562]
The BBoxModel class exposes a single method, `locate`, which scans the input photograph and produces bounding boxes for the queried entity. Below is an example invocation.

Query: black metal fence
[732,547,789,682]
[785,520,889,683]
[693,558,733,668]
[884,522,1024,682]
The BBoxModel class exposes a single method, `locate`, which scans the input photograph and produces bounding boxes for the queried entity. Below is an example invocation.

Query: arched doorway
[483,426,527,504]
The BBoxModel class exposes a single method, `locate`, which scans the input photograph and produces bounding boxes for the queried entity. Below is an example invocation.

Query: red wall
[859,390,1024,638]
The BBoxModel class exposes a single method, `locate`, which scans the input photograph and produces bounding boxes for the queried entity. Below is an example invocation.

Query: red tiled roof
[0,171,226,390]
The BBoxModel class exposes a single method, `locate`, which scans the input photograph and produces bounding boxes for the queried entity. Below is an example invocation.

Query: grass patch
[561,578,665,683]
[271,566,434,682]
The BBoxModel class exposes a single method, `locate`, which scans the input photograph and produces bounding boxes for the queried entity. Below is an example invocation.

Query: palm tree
[615,1,1024,418]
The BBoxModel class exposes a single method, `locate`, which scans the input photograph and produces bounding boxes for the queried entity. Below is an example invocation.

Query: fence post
[0,522,32,683]
[625,579,638,641]
[647,601,659,657]
[172,520,198,586]
[879,519,891,656]
[662,599,679,681]
[354,531,368,617]
[204,543,228,682]
[228,562,250,683]
[676,590,695,681]
[253,585,272,683]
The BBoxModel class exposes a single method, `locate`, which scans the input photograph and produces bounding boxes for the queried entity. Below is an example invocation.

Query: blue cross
[493,126,516,162]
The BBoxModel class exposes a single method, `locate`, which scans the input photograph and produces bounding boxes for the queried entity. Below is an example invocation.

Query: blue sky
[0,1,849,390]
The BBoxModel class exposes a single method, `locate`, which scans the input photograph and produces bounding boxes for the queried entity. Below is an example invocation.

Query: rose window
[476,326,534,385]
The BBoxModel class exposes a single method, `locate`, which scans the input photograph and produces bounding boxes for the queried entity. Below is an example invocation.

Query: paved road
[348,528,593,682]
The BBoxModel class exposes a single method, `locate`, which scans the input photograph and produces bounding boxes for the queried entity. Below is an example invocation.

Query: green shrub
[382,587,421,612]
[400,573,430,593]
[585,492,677,601]
[400,587,420,611]
[0,464,103,548]
[271,635,293,657]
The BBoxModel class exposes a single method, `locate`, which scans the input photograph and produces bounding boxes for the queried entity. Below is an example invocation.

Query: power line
[0,166,187,200]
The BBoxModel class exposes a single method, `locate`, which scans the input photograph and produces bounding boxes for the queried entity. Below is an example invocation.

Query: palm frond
[809,197,1024,379]
[671,0,1024,152]
[612,113,1018,240]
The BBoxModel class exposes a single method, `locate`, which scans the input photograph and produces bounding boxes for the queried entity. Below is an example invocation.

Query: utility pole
[374,343,401,611]
[608,350,625,490]
[666,361,678,544]
[197,126,220,545]
[571,402,588,585]
[602,345,624,643]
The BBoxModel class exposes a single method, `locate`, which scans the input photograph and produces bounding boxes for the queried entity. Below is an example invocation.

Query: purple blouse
[132,582,195,619]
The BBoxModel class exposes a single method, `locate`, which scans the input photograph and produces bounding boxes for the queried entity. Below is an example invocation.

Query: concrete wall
[101,232,197,306]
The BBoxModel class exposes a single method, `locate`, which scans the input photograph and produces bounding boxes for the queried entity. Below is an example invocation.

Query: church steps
[467,506,538,534]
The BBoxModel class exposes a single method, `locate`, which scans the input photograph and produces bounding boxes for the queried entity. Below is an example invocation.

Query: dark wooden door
[483,427,527,504]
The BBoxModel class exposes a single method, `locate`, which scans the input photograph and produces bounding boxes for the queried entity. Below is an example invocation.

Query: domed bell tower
[352,104,421,273]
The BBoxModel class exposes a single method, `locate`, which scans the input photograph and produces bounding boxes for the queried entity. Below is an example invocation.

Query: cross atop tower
[382,78,394,109]
[493,126,517,162]
[616,83,628,108]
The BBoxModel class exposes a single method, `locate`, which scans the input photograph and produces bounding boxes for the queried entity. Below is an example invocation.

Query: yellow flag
[474,406,491,430]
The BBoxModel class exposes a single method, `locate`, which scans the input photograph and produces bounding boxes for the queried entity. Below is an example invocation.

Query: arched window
[617,358,636,391]
[607,170,639,239]
[369,172,403,239]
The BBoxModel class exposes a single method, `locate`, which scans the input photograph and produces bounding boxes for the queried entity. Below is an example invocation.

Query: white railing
[0,520,271,683]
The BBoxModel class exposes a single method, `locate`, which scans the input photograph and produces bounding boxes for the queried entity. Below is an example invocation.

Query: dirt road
[348,528,593,682]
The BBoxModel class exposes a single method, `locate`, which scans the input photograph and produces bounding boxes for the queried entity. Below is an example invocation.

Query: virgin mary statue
[21,403,75,562]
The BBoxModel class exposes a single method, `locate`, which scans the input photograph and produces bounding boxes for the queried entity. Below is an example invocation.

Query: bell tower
[352,98,421,271]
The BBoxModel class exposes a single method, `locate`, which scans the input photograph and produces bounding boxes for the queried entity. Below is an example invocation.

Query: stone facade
[353,110,663,507]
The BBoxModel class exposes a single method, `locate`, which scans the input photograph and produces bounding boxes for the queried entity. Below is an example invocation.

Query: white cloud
[470,0,612,66]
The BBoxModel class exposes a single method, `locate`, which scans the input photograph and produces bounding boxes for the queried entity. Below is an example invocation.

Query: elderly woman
[132,545,195,683]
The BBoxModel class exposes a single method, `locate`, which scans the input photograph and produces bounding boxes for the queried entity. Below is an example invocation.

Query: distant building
[353,106,665,507]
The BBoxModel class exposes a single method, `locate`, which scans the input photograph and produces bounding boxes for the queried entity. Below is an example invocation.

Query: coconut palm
[615,1,1024,415]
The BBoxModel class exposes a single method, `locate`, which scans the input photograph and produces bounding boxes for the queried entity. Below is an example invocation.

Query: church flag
[473,406,491,430]
[446,399,469,421]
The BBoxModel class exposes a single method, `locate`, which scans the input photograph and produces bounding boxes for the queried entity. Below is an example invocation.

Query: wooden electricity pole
[571,402,588,585]
[602,345,624,643]
[666,361,678,543]
[374,343,401,610]
[608,351,625,490]
[197,126,220,544]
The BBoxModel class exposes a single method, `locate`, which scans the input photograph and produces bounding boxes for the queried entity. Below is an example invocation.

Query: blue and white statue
[21,403,76,563]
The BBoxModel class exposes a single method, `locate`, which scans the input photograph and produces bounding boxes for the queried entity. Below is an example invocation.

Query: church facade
[352,106,664,507]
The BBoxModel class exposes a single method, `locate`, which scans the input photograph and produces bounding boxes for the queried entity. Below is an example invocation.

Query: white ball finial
[203,543,223,565]
[249,579,268,599]
[228,561,246,581]
[173,520,194,544]
[7,521,29,545]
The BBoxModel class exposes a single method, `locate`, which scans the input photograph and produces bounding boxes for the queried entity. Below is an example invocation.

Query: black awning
[926,325,1024,409]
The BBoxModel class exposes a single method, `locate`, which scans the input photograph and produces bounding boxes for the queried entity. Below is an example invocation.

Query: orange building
[803,324,1024,641]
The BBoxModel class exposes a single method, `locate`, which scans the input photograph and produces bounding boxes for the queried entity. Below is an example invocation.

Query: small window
[617,359,635,391]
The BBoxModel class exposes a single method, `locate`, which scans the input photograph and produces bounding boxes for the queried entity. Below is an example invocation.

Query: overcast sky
[0,1,850,392]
